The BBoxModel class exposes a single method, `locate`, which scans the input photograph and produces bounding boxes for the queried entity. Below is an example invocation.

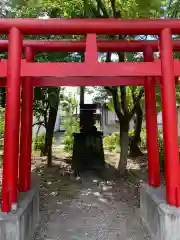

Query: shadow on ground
[31,154,149,240]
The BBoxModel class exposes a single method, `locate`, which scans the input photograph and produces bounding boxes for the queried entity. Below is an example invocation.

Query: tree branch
[32,121,45,127]
[33,107,46,114]
[106,52,111,62]
[96,0,109,17]
[112,87,123,120]
[129,87,144,119]
[110,0,121,18]
[120,86,129,114]
[83,0,88,16]
[110,0,116,16]
[104,52,115,93]
[90,3,103,18]
[104,86,114,93]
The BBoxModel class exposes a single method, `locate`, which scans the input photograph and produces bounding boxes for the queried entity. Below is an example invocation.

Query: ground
[30,151,150,240]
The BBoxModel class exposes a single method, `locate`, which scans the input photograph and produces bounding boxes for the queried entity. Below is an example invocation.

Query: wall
[157,108,180,137]
[101,108,134,136]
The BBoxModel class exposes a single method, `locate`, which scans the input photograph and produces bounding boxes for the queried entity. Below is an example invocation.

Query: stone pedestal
[72,103,105,175]
[0,173,40,240]
[140,183,180,240]
[72,131,105,174]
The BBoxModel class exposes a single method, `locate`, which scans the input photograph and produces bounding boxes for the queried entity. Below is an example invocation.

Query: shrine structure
[0,19,179,239]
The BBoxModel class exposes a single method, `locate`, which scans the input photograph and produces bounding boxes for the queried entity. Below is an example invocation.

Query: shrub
[129,128,147,152]
[133,127,164,169]
[140,128,147,151]
[103,127,164,165]
[61,95,80,154]
[158,130,164,169]
[0,108,4,150]
[128,129,135,137]
[138,128,164,169]
[0,108,4,166]
[63,116,80,153]
[33,133,55,152]
[103,133,120,152]
[33,134,46,151]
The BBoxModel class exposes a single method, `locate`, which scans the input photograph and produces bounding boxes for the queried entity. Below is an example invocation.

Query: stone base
[0,173,40,240]
[72,131,105,174]
[140,183,180,240]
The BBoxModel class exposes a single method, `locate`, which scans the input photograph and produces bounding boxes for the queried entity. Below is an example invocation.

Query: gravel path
[31,159,149,240]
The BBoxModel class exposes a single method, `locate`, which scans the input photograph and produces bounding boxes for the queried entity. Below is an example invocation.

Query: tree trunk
[0,87,6,108]
[116,118,129,175]
[46,105,58,167]
[41,133,48,156]
[129,101,143,158]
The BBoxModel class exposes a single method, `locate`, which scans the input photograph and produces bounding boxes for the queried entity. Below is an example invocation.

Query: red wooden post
[160,28,180,206]
[144,46,160,187]
[85,34,98,64]
[1,28,22,212]
[18,47,34,192]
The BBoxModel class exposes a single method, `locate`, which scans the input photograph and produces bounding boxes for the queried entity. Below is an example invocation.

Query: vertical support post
[80,87,85,105]
[80,34,98,129]
[85,34,98,64]
[160,28,180,206]
[18,47,34,192]
[1,28,22,212]
[144,46,160,187]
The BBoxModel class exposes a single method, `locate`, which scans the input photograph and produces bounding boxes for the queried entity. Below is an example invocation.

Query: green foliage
[103,127,164,167]
[62,94,80,153]
[33,134,46,151]
[63,119,79,153]
[139,128,147,151]
[130,127,164,169]
[158,130,164,170]
[167,0,180,18]
[128,129,135,137]
[5,0,171,169]
[33,133,55,151]
[103,133,120,152]
[129,128,146,151]
[0,108,4,151]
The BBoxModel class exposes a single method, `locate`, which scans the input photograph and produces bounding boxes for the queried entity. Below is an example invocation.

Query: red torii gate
[0,39,179,87]
[0,18,180,213]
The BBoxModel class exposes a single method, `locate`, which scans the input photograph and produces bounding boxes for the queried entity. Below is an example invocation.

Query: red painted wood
[19,47,34,193]
[0,19,180,34]
[160,28,180,206]
[1,28,22,213]
[0,61,162,77]
[0,39,179,52]
[144,46,160,188]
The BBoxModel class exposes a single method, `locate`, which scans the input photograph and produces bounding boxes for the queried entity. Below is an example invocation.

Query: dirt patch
[31,153,149,240]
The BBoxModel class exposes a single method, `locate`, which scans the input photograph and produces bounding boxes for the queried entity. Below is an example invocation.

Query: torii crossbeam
[0,19,179,213]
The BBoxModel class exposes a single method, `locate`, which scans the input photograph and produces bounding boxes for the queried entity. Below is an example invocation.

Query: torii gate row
[0,38,180,86]
[0,19,179,213]
[0,77,167,87]
[0,39,180,52]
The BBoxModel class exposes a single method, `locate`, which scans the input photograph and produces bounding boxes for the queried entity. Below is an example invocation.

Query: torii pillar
[18,47,34,192]
[144,46,160,187]
[1,28,22,212]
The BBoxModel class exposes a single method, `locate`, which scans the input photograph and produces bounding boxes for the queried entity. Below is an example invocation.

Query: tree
[2,0,166,172]
[82,0,164,175]
[168,0,180,17]
[34,87,61,165]
[62,94,79,153]
[3,2,81,166]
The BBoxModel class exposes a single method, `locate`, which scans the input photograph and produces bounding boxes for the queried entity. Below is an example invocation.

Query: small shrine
[72,103,105,175]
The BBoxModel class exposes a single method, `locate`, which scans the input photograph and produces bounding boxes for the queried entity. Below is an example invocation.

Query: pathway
[31,158,149,240]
